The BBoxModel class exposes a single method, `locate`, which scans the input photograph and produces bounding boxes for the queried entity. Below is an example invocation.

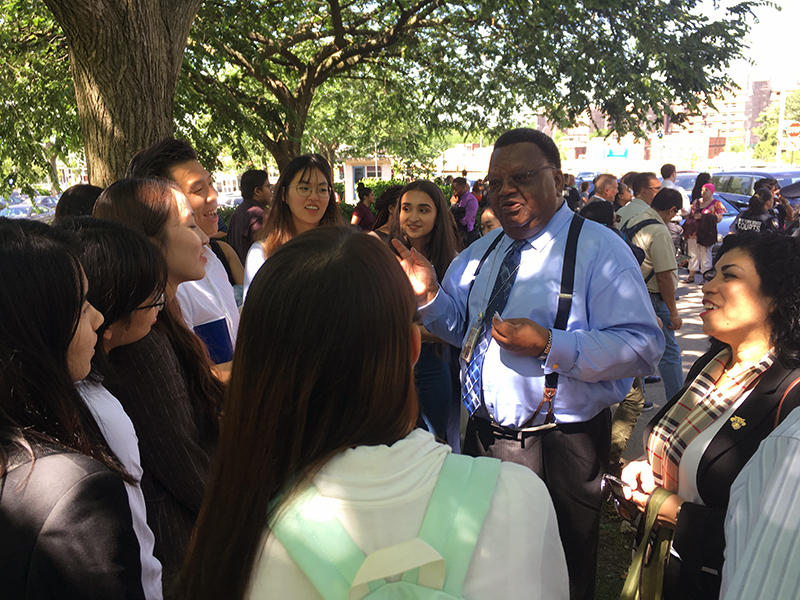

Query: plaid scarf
[646,347,774,492]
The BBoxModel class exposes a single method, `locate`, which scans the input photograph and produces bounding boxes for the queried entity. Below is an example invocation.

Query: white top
[243,241,266,302]
[246,429,568,599]
[660,179,691,205]
[77,380,163,600]
[176,246,240,347]
[721,405,800,599]
[677,390,752,504]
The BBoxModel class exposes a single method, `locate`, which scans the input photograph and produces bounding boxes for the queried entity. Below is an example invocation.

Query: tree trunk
[43,0,202,187]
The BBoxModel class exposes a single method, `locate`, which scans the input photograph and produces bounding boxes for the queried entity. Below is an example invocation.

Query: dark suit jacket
[0,444,145,599]
[643,348,800,599]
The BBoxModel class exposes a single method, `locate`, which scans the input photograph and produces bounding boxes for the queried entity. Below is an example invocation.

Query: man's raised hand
[391,239,439,306]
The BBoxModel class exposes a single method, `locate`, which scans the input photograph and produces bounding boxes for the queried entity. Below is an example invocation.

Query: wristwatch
[537,329,553,361]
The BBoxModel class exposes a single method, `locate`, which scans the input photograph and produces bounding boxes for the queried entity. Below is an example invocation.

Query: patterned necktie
[462,239,526,415]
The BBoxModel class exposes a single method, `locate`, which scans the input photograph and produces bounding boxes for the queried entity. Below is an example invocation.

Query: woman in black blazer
[623,232,800,600]
[0,219,145,599]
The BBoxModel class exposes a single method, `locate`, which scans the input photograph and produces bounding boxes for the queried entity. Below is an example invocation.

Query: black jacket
[0,444,145,599]
[643,349,800,599]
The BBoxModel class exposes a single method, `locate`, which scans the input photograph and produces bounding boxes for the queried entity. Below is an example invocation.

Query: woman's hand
[621,459,656,512]
[621,460,686,528]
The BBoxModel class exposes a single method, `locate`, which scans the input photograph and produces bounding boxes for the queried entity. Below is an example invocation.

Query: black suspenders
[461,215,585,427]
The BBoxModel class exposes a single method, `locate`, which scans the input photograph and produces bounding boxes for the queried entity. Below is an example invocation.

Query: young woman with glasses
[55,216,169,599]
[243,154,342,300]
[92,179,225,595]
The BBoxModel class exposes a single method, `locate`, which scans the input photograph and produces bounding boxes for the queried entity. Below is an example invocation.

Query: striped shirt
[722,406,800,599]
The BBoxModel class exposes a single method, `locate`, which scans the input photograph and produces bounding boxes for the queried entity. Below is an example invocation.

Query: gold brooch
[730,416,746,430]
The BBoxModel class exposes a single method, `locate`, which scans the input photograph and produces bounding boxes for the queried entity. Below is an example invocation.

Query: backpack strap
[412,453,501,596]
[271,485,378,600]
[620,218,660,241]
[620,218,661,285]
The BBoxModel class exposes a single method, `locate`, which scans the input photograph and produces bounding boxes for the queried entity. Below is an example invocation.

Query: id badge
[460,317,483,363]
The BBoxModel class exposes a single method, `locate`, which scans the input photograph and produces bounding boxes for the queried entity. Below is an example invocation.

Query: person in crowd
[450,176,480,246]
[351,182,375,231]
[722,390,800,600]
[394,128,663,600]
[53,183,104,221]
[623,188,685,403]
[0,218,145,598]
[563,173,581,211]
[177,226,569,600]
[622,233,800,600]
[390,180,463,448]
[589,174,617,204]
[579,180,591,204]
[684,182,725,284]
[127,139,240,365]
[690,172,712,202]
[621,171,639,192]
[613,181,633,214]
[57,217,167,600]
[753,177,798,231]
[660,163,690,204]
[730,188,779,234]
[617,171,661,228]
[473,179,487,208]
[480,206,502,234]
[369,184,403,242]
[243,154,341,299]
[92,179,225,596]
[227,169,271,264]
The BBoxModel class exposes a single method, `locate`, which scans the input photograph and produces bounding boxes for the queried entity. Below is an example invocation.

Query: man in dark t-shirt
[228,170,271,263]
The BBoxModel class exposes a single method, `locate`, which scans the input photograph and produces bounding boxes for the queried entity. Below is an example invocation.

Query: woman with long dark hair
[178,227,567,600]
[369,184,403,241]
[389,180,463,448]
[0,218,145,598]
[243,154,342,299]
[58,217,170,599]
[93,179,225,596]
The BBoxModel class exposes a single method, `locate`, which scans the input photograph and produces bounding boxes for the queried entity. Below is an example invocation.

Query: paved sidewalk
[622,281,707,462]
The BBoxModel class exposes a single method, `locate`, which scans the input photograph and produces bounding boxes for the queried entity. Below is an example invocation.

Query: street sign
[788,122,800,137]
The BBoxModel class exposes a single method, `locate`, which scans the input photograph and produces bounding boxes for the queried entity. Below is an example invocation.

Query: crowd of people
[2,129,800,600]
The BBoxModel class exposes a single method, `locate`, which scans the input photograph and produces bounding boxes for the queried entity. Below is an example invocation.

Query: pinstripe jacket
[105,326,220,594]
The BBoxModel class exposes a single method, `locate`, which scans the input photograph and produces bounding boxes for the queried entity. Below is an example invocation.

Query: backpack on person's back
[271,453,500,599]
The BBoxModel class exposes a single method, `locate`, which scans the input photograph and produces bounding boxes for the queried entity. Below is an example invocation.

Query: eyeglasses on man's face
[486,165,557,194]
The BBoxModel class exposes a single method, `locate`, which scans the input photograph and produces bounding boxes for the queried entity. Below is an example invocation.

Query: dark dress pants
[463,408,611,600]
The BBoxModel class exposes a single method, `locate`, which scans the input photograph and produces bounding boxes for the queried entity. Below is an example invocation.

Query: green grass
[596,500,638,599]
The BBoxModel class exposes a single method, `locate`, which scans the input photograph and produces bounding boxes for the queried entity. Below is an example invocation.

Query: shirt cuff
[418,287,443,320]
[543,329,576,373]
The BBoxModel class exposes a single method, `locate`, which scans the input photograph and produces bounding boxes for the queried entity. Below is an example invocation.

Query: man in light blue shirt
[394,128,664,600]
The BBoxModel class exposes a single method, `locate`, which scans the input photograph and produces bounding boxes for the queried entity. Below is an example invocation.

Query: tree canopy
[753,89,800,162]
[0,0,776,185]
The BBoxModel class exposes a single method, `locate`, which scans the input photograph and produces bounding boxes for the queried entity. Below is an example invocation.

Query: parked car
[35,195,59,209]
[0,204,33,219]
[711,169,800,208]
[674,171,699,192]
